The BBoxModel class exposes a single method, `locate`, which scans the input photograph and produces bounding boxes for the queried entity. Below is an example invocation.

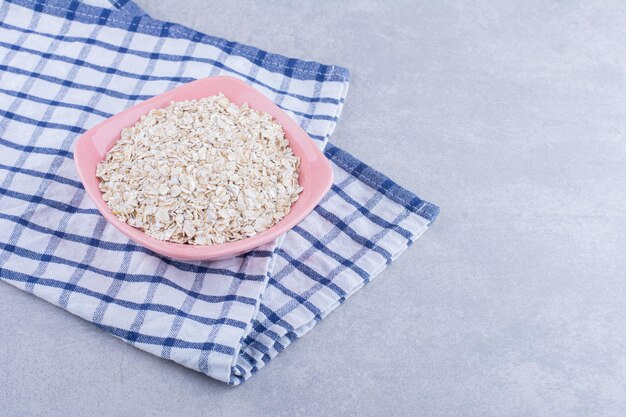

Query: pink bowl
[74,76,333,261]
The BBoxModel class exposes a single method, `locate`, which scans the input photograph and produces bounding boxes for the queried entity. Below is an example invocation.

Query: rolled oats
[96,94,303,245]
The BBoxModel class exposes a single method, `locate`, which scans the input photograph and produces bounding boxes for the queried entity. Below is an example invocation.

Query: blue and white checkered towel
[0,0,439,385]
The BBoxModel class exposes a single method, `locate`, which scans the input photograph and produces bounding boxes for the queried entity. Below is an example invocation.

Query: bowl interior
[74,76,333,261]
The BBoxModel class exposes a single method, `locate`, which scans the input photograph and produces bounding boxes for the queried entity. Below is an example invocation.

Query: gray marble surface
[2,1,626,416]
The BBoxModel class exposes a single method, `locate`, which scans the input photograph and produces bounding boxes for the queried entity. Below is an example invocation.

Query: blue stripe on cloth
[0,39,196,82]
[329,184,413,239]
[0,266,249,329]
[6,0,350,82]
[0,137,72,157]
[0,87,111,118]
[313,204,393,261]
[0,108,86,133]
[1,187,96,213]
[56,216,109,307]
[291,225,369,279]
[325,143,440,223]
[160,269,206,359]
[0,137,73,157]
[276,248,347,300]
[0,162,83,188]
[0,211,272,261]
[0,62,339,122]
[126,261,169,345]
[5,264,242,355]
[97,323,236,355]
[197,254,254,374]
[0,241,266,292]
[0,17,349,91]
[266,274,323,318]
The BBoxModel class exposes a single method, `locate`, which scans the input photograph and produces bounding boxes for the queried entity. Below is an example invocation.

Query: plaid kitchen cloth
[0,0,439,385]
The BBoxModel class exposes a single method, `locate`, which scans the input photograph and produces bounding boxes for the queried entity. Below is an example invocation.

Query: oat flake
[96,94,303,245]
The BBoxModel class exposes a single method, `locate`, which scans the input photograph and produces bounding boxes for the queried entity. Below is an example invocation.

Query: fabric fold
[0,0,438,385]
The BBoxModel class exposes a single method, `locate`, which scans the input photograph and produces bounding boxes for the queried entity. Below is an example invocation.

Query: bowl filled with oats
[74,76,333,260]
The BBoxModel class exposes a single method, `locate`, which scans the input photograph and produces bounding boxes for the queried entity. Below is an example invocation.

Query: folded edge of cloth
[0,0,439,385]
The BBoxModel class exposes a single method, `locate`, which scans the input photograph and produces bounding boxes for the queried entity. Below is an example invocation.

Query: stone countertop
[2,1,625,416]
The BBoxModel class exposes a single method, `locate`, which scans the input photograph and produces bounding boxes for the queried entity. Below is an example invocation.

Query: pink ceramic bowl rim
[74,76,333,261]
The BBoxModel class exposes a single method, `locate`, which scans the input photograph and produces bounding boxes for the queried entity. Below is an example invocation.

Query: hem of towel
[325,143,439,224]
[9,0,351,82]
[231,182,434,384]
[229,233,283,376]
[98,0,147,16]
